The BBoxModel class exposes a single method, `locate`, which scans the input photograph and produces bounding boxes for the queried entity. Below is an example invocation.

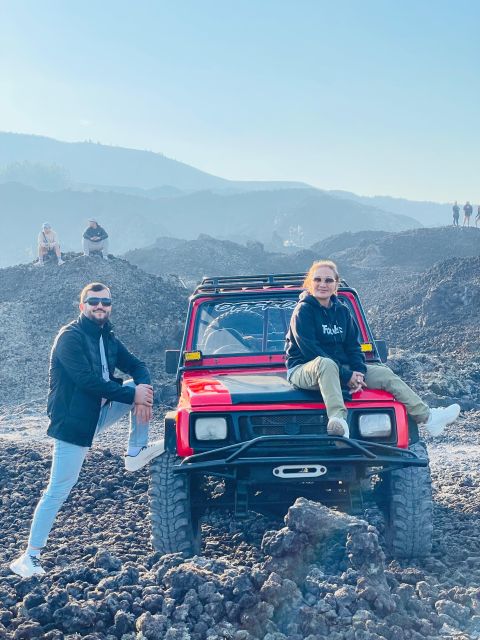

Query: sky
[0,0,479,202]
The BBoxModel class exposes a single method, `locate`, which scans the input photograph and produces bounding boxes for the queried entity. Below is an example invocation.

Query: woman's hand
[348,371,367,393]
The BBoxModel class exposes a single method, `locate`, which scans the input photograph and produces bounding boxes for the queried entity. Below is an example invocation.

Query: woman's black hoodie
[285,292,366,386]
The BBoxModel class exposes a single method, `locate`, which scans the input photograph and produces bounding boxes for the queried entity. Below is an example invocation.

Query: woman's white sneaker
[327,417,350,438]
[421,404,461,437]
[10,553,45,578]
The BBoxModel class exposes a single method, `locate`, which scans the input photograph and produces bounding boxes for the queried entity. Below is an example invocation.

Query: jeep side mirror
[374,339,388,363]
[165,350,180,374]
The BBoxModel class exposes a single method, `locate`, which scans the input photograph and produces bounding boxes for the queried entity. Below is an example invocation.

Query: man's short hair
[80,282,111,303]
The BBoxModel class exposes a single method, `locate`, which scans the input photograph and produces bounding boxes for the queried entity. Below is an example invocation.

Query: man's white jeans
[27,380,147,549]
[289,357,429,423]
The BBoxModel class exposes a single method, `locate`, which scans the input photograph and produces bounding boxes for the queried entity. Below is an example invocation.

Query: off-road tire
[384,441,433,559]
[149,451,202,556]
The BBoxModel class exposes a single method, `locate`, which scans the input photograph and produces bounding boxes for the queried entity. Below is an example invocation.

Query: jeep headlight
[195,417,228,440]
[358,413,392,438]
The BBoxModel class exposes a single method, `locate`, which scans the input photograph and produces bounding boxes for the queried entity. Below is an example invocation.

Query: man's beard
[85,310,110,326]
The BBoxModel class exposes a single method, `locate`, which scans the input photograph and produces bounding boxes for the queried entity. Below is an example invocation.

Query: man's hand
[348,371,367,393]
[134,383,154,406]
[133,403,152,422]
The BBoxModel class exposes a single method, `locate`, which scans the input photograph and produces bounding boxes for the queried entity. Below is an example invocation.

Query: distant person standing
[36,222,64,266]
[83,218,109,258]
[452,201,460,226]
[476,205,480,228]
[463,201,473,227]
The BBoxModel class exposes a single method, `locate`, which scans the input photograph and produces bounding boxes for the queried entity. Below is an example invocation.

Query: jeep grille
[239,412,328,437]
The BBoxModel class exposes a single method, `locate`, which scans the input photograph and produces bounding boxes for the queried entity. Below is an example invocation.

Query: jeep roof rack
[194,273,349,294]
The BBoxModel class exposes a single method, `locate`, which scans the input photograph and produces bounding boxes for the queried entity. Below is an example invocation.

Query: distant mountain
[0,132,309,193]
[0,181,421,267]
[123,234,316,282]
[128,188,420,245]
[311,226,480,270]
[0,182,170,266]
[329,190,453,227]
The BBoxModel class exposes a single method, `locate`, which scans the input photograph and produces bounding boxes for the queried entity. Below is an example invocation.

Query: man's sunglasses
[84,297,112,307]
[313,277,336,284]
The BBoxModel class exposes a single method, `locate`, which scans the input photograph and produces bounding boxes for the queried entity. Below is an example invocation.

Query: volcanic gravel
[0,254,188,406]
[1,410,479,640]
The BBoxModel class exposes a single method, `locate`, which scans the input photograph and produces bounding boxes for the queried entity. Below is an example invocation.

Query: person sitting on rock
[285,259,461,439]
[82,218,109,258]
[9,282,164,578]
[36,222,64,266]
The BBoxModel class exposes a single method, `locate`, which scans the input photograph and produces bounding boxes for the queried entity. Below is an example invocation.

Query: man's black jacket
[47,314,150,447]
[285,292,366,385]
[83,225,108,242]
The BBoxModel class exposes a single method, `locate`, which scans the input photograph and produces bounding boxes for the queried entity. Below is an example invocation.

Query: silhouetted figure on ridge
[452,201,460,226]
[463,201,473,227]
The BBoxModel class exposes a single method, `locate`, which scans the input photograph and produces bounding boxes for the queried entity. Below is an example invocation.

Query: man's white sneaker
[57,259,65,266]
[125,440,165,472]
[327,417,350,438]
[10,553,45,578]
[421,404,461,437]
[34,261,44,267]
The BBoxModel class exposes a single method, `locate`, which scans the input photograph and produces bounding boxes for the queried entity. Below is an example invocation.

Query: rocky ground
[0,410,479,639]
[0,254,188,406]
[1,228,479,638]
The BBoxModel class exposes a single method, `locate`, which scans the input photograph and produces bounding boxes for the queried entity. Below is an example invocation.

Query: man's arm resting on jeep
[55,332,135,404]
[115,339,151,385]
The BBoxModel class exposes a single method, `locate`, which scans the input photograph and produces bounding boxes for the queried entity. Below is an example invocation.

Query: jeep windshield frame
[176,286,381,380]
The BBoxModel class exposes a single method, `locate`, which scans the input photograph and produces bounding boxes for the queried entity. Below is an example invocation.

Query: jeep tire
[383,441,433,559]
[149,450,202,556]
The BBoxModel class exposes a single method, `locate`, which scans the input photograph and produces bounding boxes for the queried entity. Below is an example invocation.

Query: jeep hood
[181,371,395,407]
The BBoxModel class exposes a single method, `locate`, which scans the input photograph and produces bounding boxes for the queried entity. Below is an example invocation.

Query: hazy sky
[1,1,479,202]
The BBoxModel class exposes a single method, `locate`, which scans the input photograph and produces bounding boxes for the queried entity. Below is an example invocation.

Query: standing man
[36,222,64,266]
[475,205,480,228]
[452,201,460,226]
[10,282,164,578]
[463,201,473,227]
[83,218,109,258]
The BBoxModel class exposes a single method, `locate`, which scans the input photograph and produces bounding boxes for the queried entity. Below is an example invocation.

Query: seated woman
[285,259,460,439]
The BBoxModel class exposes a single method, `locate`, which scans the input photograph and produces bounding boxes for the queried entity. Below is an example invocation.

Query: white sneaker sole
[125,441,165,472]
[10,559,45,578]
[426,404,461,437]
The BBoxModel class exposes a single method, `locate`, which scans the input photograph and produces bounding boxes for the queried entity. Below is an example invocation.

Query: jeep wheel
[383,441,433,559]
[149,451,202,556]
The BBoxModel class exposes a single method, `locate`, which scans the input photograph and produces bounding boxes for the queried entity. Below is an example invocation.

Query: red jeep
[149,274,433,559]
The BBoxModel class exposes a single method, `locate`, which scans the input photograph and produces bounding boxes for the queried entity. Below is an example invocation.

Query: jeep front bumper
[173,434,427,480]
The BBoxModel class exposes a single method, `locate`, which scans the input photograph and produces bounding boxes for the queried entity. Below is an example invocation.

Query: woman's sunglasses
[313,277,336,284]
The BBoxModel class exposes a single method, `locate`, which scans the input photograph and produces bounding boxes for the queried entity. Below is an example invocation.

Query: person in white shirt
[36,222,64,266]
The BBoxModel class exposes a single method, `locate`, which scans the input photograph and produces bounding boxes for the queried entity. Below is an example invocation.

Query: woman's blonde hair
[303,260,340,294]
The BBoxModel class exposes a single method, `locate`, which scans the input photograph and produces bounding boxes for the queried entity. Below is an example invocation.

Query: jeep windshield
[193,295,298,356]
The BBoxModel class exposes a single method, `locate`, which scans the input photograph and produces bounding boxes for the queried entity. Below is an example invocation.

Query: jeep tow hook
[273,464,328,478]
